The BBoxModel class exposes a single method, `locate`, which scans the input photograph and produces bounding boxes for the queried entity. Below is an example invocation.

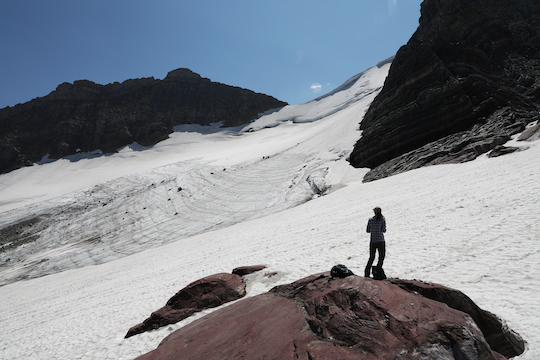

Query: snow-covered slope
[0,63,388,287]
[1,61,539,360]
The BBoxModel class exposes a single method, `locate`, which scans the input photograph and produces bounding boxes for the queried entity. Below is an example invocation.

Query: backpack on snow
[371,266,387,280]
[331,264,354,279]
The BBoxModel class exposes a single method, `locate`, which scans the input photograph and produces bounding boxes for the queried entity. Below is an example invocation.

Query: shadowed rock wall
[349,0,540,181]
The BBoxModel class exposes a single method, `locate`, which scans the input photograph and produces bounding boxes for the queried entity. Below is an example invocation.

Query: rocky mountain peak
[0,69,287,174]
[164,68,204,81]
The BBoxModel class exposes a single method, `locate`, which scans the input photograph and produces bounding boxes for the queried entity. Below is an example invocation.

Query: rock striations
[133,272,525,360]
[349,0,540,181]
[0,69,287,174]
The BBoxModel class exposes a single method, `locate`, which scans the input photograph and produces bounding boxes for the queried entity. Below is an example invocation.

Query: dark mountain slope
[0,68,286,174]
[349,0,540,181]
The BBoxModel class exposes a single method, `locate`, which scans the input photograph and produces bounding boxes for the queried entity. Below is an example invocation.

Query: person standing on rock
[364,207,386,277]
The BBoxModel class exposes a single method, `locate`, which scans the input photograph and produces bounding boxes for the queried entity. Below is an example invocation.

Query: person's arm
[367,219,372,233]
[382,220,386,233]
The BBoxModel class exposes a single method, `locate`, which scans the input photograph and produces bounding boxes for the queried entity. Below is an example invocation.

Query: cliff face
[349,0,540,181]
[0,69,287,174]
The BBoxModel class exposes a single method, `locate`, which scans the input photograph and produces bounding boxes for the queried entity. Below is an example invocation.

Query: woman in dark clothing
[365,207,386,277]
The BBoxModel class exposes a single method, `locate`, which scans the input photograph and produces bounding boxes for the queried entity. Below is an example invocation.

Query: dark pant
[365,241,385,277]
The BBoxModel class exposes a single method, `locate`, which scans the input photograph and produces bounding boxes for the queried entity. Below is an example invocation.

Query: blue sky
[0,0,422,109]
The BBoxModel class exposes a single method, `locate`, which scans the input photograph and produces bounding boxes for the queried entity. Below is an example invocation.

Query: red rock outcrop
[231,265,267,276]
[125,273,246,338]
[125,266,268,338]
[135,273,524,360]
[387,279,525,358]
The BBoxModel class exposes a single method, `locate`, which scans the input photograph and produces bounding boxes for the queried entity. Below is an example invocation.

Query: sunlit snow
[0,61,539,359]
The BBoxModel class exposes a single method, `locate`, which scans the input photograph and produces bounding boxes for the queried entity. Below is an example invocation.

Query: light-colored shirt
[367,216,386,243]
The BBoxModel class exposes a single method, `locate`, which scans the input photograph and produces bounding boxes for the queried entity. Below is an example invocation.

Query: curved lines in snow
[0,153,319,284]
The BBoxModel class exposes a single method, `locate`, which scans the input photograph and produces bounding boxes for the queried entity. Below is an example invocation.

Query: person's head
[373,207,383,219]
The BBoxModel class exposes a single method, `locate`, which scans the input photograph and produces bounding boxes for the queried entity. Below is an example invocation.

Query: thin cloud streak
[388,0,398,16]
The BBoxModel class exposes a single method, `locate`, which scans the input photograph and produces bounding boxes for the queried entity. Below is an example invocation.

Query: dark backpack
[331,264,354,279]
[371,266,387,280]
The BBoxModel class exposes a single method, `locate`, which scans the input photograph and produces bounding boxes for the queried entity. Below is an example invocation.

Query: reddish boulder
[231,265,266,276]
[387,278,525,358]
[125,273,246,338]
[135,273,523,359]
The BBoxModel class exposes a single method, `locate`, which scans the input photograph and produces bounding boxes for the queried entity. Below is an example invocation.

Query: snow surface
[0,61,539,359]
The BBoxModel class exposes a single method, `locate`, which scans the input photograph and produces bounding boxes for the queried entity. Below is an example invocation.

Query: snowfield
[1,61,539,359]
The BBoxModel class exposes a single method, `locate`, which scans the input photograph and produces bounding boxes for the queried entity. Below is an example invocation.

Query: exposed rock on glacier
[126,266,267,338]
[134,273,524,360]
[125,272,246,338]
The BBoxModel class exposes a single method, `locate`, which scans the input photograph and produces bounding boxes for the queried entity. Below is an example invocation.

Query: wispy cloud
[311,83,322,93]
[296,50,305,64]
[388,0,398,16]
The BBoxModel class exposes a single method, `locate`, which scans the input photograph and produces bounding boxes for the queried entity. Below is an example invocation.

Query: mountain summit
[0,70,287,174]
